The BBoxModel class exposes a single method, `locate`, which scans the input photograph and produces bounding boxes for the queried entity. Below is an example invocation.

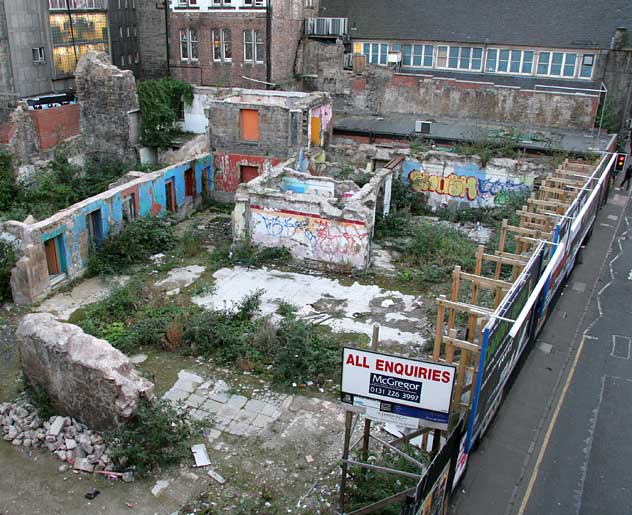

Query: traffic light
[615,153,627,172]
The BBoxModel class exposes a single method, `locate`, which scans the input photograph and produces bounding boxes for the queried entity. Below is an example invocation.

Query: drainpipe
[164,0,171,75]
[265,0,272,88]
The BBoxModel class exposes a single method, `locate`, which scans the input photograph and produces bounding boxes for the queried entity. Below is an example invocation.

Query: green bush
[137,78,193,149]
[0,151,17,213]
[0,239,16,302]
[104,399,204,476]
[210,242,292,269]
[403,222,477,283]
[88,216,176,275]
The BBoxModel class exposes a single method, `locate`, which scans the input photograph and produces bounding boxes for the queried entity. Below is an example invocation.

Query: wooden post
[433,295,447,360]
[340,410,354,513]
[361,325,380,465]
[496,219,508,278]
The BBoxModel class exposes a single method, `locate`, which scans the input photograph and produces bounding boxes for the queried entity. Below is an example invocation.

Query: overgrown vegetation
[0,149,139,222]
[21,377,56,421]
[453,131,525,166]
[594,97,620,134]
[137,77,194,149]
[0,239,16,303]
[73,283,340,385]
[347,445,428,514]
[209,241,292,269]
[88,216,176,276]
[104,398,204,476]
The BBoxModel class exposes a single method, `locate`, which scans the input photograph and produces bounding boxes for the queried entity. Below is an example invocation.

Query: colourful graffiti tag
[250,207,368,259]
[408,170,478,201]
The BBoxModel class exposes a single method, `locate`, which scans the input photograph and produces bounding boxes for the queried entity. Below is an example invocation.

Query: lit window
[212,29,231,61]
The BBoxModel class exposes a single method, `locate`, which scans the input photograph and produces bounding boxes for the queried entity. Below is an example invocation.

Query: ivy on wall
[137,78,194,150]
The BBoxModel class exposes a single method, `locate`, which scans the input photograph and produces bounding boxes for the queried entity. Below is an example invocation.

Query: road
[451,187,632,515]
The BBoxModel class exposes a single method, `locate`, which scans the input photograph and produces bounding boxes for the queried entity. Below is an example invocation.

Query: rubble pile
[0,401,114,473]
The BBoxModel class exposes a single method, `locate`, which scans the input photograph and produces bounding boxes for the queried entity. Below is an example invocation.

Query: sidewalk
[450,186,631,515]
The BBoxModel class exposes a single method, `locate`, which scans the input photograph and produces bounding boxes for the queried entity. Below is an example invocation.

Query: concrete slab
[224,394,248,410]
[162,388,190,403]
[184,394,206,408]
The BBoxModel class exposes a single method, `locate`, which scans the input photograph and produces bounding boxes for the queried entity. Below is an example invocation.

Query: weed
[21,377,55,420]
[276,300,298,317]
[88,216,176,275]
[104,398,205,476]
[0,239,17,302]
[210,242,292,269]
[178,229,205,258]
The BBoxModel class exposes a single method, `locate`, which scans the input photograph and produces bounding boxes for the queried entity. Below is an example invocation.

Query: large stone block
[17,313,154,430]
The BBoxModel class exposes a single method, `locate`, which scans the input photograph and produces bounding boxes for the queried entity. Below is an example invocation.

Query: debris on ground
[0,401,114,472]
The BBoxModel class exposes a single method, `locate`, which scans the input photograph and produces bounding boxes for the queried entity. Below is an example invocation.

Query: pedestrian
[621,164,632,190]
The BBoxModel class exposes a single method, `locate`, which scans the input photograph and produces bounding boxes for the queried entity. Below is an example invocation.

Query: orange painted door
[240,109,259,141]
[240,165,259,183]
[165,179,176,212]
[184,168,195,196]
[310,116,321,147]
[44,238,60,276]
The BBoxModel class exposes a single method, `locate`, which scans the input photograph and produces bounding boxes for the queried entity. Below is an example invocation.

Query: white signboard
[341,348,456,416]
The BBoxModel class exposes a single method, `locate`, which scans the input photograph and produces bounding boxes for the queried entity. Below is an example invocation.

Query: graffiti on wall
[402,160,533,207]
[249,205,369,266]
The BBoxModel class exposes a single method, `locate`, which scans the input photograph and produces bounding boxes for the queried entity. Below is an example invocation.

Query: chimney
[612,27,628,50]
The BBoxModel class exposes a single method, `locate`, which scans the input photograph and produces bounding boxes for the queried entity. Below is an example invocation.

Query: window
[305,0,313,6]
[536,51,577,77]
[120,54,125,66]
[580,54,594,78]
[486,49,533,75]
[122,194,136,223]
[126,26,130,38]
[211,0,232,6]
[180,29,189,60]
[362,42,388,65]
[240,109,259,142]
[184,169,196,197]
[400,44,433,67]
[135,52,139,64]
[119,26,123,38]
[128,53,132,64]
[436,45,482,70]
[32,47,45,64]
[190,30,198,60]
[244,30,263,63]
[212,28,231,62]
[134,25,137,37]
[180,28,198,61]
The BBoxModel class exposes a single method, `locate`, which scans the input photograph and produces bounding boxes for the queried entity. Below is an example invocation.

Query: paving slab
[224,395,248,410]
[184,394,206,408]
[162,388,190,403]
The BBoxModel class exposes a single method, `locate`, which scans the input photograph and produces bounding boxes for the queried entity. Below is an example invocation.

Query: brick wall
[29,105,80,151]
[170,12,267,88]
[270,0,318,87]
[137,0,168,79]
[298,39,600,130]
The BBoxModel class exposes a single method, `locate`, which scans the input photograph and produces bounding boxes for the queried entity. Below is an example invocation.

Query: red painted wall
[214,152,282,192]
[29,104,80,150]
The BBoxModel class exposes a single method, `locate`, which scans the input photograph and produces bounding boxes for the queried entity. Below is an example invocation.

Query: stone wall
[137,0,168,79]
[18,313,154,430]
[400,153,542,209]
[601,48,632,133]
[7,155,213,304]
[233,165,392,269]
[75,52,140,163]
[0,0,15,121]
[0,102,39,165]
[298,39,600,130]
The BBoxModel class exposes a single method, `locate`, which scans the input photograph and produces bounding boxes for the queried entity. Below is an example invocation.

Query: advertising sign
[416,462,450,515]
[341,348,456,418]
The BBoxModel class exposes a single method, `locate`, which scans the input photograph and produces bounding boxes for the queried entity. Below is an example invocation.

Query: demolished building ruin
[233,164,392,269]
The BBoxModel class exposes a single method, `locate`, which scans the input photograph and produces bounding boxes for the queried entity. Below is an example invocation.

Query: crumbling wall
[0,102,39,164]
[233,166,391,268]
[401,153,541,209]
[75,52,140,162]
[8,155,213,304]
[18,313,154,430]
[299,39,599,130]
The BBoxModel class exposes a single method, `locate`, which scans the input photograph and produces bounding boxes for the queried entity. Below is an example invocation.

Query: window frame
[244,29,263,63]
[32,47,45,64]
[485,48,534,75]
[435,45,483,71]
[212,28,232,62]
[361,41,388,65]
[536,51,577,78]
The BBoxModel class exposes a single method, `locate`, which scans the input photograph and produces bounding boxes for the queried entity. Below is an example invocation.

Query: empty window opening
[240,165,259,183]
[165,179,177,212]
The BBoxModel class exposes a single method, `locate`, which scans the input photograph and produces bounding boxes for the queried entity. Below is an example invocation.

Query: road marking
[517,334,588,515]
[610,335,631,360]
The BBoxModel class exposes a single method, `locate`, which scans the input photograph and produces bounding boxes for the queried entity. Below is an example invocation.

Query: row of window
[49,0,106,9]
[177,0,266,7]
[120,52,140,67]
[361,43,595,79]
[118,25,138,39]
[117,0,136,8]
[180,28,264,63]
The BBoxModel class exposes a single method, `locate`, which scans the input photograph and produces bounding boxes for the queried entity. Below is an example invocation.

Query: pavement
[450,185,631,515]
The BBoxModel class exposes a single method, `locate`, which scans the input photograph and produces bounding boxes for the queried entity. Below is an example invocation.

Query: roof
[320,0,632,49]
[333,113,616,154]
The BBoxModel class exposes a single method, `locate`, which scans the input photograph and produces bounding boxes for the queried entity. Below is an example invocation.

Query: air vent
[415,120,432,134]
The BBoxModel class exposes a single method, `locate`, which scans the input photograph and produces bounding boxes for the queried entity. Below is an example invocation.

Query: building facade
[168,0,317,89]
[306,0,632,133]
[0,0,144,104]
